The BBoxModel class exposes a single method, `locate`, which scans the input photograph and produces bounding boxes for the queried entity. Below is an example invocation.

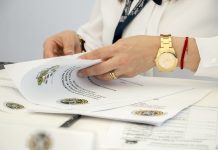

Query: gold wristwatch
[155,34,178,72]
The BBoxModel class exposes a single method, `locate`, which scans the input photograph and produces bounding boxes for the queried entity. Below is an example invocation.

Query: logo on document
[28,132,52,150]
[36,65,59,86]
[132,110,166,116]
[59,98,88,105]
[5,102,25,110]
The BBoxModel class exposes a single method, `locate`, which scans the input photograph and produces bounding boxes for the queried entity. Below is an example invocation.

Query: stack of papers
[103,106,217,150]
[3,54,212,125]
[0,123,95,150]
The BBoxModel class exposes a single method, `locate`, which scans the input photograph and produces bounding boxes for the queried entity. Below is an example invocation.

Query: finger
[43,48,54,58]
[62,35,75,55]
[43,39,58,58]
[80,45,114,60]
[96,67,137,81]
[116,67,137,78]
[78,57,119,77]
[53,47,64,56]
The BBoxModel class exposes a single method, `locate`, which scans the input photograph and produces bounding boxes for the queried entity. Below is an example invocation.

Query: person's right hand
[43,30,81,58]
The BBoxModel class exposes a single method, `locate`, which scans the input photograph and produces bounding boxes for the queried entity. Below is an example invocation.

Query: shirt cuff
[194,36,218,78]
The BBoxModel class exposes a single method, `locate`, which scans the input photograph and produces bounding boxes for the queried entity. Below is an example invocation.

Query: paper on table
[0,69,65,114]
[5,54,192,112]
[87,88,211,126]
[0,111,71,128]
[0,80,15,89]
[0,68,212,127]
[103,106,217,150]
[194,89,218,148]
[0,124,95,150]
[0,86,66,114]
[30,88,211,126]
[0,69,11,80]
[0,86,72,128]
[0,76,71,127]
[2,66,211,126]
[0,70,15,88]
[1,73,209,127]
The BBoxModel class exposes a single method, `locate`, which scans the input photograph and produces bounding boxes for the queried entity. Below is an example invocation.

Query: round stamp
[132,110,166,117]
[28,132,52,150]
[59,98,88,105]
[5,102,25,110]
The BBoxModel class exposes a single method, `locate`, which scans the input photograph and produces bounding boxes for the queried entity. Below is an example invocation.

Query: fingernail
[65,50,74,55]
[68,51,74,54]
[79,55,85,59]
[78,72,84,78]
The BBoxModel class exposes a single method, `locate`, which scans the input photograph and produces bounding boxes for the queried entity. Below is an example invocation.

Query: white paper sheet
[0,69,11,80]
[30,88,211,126]
[87,88,211,126]
[0,74,211,126]
[0,86,63,114]
[0,124,95,150]
[0,78,71,128]
[0,70,65,113]
[1,66,212,126]
[5,54,192,112]
[103,106,217,150]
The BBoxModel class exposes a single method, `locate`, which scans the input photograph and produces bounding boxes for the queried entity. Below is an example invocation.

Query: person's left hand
[79,35,160,80]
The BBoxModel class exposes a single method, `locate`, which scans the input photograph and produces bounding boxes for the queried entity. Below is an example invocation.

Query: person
[43,0,218,81]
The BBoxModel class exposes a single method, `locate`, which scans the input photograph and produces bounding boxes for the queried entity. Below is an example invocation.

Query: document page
[104,106,217,150]
[0,86,61,114]
[0,73,210,126]
[88,88,210,125]
[5,54,192,112]
[0,80,74,128]
[0,124,95,150]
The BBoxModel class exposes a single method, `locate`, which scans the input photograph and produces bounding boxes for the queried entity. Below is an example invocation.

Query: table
[0,65,218,150]
[71,78,218,150]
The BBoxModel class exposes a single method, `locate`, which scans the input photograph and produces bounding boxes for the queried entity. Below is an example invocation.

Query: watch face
[158,52,177,69]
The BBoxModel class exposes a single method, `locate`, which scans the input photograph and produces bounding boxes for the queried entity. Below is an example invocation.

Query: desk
[71,78,218,150]
[0,66,218,150]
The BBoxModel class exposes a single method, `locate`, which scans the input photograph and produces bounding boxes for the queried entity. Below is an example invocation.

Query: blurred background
[0,0,94,62]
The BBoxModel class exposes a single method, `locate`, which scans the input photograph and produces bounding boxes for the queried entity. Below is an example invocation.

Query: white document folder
[0,124,96,150]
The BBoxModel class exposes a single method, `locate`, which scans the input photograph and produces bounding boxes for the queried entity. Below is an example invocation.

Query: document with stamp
[87,88,210,125]
[0,69,211,126]
[4,54,194,112]
[0,124,95,150]
[103,105,217,150]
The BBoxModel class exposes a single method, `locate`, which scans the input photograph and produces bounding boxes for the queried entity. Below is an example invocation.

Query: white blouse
[77,0,218,79]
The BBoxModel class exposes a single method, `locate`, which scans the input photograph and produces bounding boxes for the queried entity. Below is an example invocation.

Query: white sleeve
[77,0,103,51]
[195,36,218,78]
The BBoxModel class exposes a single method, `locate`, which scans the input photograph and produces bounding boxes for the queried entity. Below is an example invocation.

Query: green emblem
[29,132,52,150]
[5,102,24,110]
[36,65,59,86]
[132,110,166,116]
[60,98,88,105]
